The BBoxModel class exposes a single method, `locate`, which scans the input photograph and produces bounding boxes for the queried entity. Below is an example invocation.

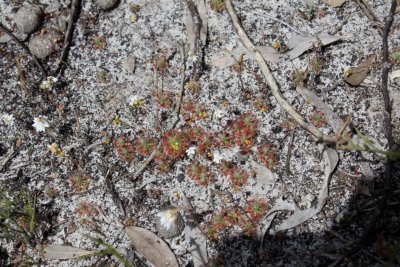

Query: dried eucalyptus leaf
[287,33,353,59]
[297,87,344,132]
[250,160,275,193]
[271,149,338,232]
[43,245,95,259]
[321,0,346,7]
[125,226,179,267]
[344,56,375,86]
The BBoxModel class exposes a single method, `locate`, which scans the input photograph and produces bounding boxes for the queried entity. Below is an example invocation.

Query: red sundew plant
[162,129,190,158]
[239,218,257,237]
[310,110,327,128]
[113,135,135,161]
[220,160,233,176]
[182,101,208,121]
[154,91,174,109]
[154,151,171,173]
[75,202,98,224]
[215,132,234,148]
[245,199,267,222]
[232,113,258,152]
[226,208,242,225]
[188,161,212,186]
[258,144,278,170]
[184,80,201,94]
[154,54,169,74]
[135,135,157,157]
[205,224,220,241]
[190,128,214,155]
[209,0,225,13]
[228,167,249,188]
[213,210,231,230]
[69,172,90,192]
[253,97,270,112]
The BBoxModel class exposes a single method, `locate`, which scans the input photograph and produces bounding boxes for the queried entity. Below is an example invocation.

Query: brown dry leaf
[321,0,346,7]
[344,56,376,86]
[287,33,353,59]
[43,244,95,259]
[125,226,179,267]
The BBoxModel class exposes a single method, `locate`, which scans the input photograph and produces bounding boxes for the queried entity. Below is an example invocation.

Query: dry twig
[54,0,81,75]
[224,0,337,144]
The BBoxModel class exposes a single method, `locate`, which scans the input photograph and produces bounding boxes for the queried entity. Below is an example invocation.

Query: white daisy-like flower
[2,114,15,126]
[32,116,50,132]
[299,193,314,209]
[186,146,196,157]
[157,209,180,231]
[212,150,224,164]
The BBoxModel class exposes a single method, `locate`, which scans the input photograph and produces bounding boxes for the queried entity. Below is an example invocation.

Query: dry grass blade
[224,0,337,144]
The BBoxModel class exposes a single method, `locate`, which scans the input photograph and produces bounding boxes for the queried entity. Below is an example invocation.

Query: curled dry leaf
[344,56,376,86]
[179,188,208,267]
[321,0,347,8]
[258,148,338,242]
[43,244,95,259]
[125,226,179,267]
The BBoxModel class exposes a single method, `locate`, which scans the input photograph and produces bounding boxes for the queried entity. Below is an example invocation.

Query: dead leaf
[344,56,375,86]
[210,33,352,69]
[209,45,280,69]
[250,160,275,194]
[125,226,179,267]
[180,188,208,267]
[321,0,346,7]
[271,148,338,232]
[297,87,344,132]
[43,244,95,259]
[287,33,353,59]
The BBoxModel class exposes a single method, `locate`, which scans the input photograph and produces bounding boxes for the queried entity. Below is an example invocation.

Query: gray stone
[28,31,62,59]
[155,210,185,239]
[94,0,119,10]
[14,4,43,34]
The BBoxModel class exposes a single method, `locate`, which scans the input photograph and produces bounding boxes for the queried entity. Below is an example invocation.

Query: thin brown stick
[224,0,337,144]
[54,0,81,74]
[0,22,47,78]
[355,0,384,35]
[329,1,397,265]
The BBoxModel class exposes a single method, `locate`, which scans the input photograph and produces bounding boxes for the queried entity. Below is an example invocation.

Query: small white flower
[214,109,227,119]
[187,51,198,63]
[129,95,139,106]
[157,209,180,231]
[186,146,196,157]
[32,116,50,132]
[2,114,15,126]
[299,194,314,209]
[212,150,224,164]
[39,76,58,90]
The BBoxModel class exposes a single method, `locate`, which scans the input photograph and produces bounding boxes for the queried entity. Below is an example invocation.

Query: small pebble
[155,209,185,239]
[94,0,119,10]
[28,31,62,59]
[14,4,43,34]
